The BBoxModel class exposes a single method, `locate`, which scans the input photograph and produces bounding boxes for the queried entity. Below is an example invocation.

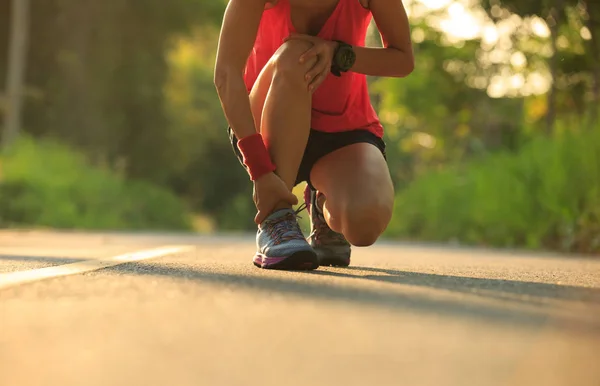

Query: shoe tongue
[314,192,325,215]
[313,198,326,221]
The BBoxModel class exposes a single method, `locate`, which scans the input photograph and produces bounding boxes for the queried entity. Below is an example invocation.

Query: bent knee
[329,199,393,247]
[271,40,315,84]
[345,206,392,246]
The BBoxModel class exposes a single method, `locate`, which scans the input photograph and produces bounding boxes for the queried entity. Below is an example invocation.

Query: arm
[214,0,267,140]
[215,0,298,223]
[290,0,414,86]
[351,0,414,77]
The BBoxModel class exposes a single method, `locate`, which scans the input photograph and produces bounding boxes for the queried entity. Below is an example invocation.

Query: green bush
[385,123,600,254]
[0,137,192,231]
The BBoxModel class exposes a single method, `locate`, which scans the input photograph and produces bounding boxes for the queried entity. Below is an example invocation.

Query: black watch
[331,40,356,77]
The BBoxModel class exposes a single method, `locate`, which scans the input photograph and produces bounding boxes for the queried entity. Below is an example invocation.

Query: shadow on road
[309,266,600,305]
[107,262,600,333]
[0,254,84,265]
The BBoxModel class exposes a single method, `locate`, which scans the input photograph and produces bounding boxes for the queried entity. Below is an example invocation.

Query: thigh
[310,142,394,214]
[248,39,315,133]
[248,61,275,134]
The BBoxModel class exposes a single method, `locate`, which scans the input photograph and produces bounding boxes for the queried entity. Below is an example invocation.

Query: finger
[309,67,331,91]
[286,192,299,206]
[299,47,319,64]
[304,54,329,80]
[254,209,264,225]
[306,65,325,83]
[308,74,323,92]
[300,42,326,60]
[311,65,331,85]
[306,63,329,86]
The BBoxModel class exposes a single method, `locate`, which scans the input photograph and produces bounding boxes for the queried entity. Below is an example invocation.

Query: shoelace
[296,196,347,245]
[263,211,306,245]
[295,203,307,214]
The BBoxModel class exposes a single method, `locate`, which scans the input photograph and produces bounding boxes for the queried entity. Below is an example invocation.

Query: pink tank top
[244,0,384,137]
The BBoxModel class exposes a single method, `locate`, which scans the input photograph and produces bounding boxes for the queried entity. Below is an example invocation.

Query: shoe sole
[313,246,351,267]
[318,256,351,267]
[253,250,319,270]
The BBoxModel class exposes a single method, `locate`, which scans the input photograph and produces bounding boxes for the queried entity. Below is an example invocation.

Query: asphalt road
[1,230,599,386]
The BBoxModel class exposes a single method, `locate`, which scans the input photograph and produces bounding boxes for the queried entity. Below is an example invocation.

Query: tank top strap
[323,0,371,40]
[338,0,370,23]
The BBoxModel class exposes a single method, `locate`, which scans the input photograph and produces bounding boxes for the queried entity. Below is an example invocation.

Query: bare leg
[310,143,395,246]
[246,40,320,270]
[249,39,316,192]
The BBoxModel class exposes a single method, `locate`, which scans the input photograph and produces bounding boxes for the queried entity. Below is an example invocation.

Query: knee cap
[342,202,392,247]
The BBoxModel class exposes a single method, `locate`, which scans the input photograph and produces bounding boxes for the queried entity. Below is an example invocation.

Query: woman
[214,0,414,269]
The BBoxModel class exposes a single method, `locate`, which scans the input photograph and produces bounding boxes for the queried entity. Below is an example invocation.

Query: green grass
[0,137,192,231]
[385,123,600,254]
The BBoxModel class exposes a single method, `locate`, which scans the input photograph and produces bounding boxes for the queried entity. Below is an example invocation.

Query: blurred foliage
[1,0,225,182]
[0,137,192,230]
[163,28,256,230]
[1,0,599,253]
[385,120,600,253]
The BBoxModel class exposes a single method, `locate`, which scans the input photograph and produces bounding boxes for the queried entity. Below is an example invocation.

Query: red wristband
[237,133,276,181]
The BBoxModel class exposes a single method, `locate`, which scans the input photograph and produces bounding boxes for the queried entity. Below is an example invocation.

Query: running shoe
[305,186,351,267]
[254,208,319,270]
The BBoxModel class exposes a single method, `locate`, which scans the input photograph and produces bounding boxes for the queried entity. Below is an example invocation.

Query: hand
[284,34,338,92]
[253,172,298,224]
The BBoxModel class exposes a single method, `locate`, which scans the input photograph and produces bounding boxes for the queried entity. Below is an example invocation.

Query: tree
[2,0,30,149]
[481,0,596,130]
[2,0,225,180]
[583,0,600,123]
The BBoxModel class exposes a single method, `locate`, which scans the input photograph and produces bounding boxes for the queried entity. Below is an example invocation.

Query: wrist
[237,133,276,181]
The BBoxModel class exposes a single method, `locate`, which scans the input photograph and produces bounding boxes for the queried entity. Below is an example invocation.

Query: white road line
[0,245,194,290]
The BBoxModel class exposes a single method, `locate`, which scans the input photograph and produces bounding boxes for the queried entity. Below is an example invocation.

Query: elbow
[389,47,414,77]
[404,55,415,76]
[398,54,415,77]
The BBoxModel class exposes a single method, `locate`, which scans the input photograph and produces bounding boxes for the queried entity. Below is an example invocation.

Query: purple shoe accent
[256,254,287,267]
[253,252,318,270]
[253,208,318,270]
[303,184,312,215]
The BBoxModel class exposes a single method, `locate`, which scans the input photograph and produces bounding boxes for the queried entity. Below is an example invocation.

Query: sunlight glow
[557,35,569,49]
[418,0,453,10]
[510,74,525,89]
[412,27,426,43]
[531,17,550,38]
[414,132,437,149]
[489,49,510,64]
[510,52,527,69]
[497,17,520,36]
[382,111,400,125]
[486,70,550,98]
[487,76,507,98]
[527,72,551,94]
[580,26,592,40]
[439,2,481,40]
[490,5,502,18]
[482,25,499,45]
[410,0,554,99]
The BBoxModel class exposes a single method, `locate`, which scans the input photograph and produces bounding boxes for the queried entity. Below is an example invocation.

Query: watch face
[337,46,356,71]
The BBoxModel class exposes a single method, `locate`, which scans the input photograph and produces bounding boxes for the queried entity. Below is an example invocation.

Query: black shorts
[228,127,386,189]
